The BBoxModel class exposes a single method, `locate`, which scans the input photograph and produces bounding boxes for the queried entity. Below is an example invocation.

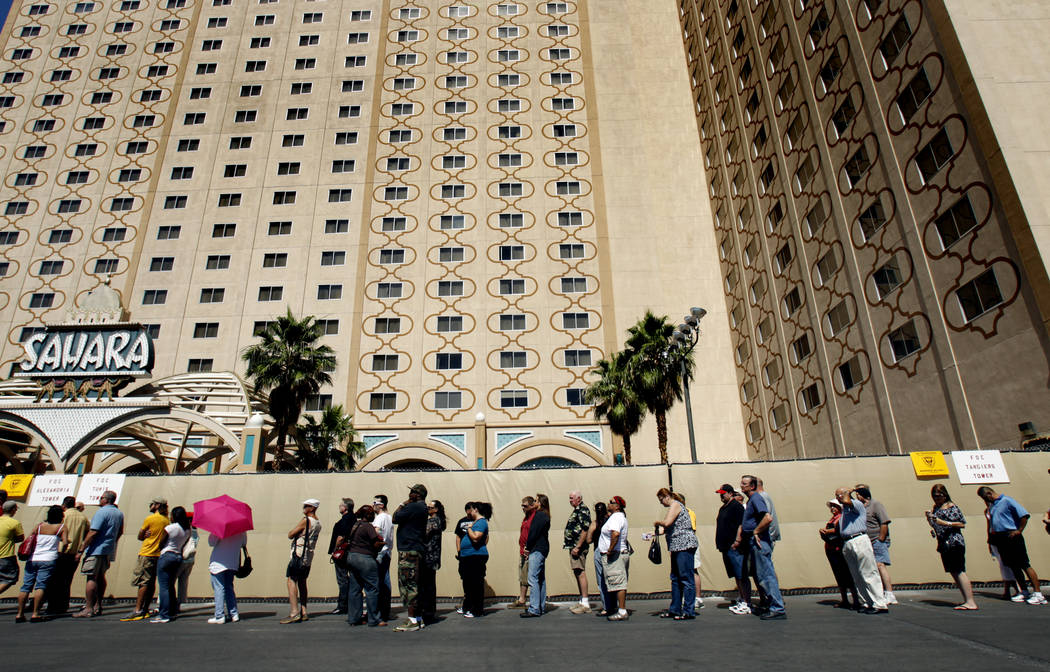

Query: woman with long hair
[341,505,384,627]
[654,488,698,619]
[926,484,978,610]
[153,506,191,623]
[459,502,492,618]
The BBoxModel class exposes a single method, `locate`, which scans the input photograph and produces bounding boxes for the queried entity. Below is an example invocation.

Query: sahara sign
[15,325,154,379]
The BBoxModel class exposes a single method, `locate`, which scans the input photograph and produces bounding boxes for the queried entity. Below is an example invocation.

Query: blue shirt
[84,504,124,557]
[459,518,488,557]
[839,500,867,538]
[988,495,1029,532]
[742,494,771,542]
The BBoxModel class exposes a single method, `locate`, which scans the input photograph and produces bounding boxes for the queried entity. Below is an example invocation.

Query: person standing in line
[654,488,698,620]
[329,498,356,615]
[521,494,552,618]
[392,484,429,632]
[820,498,858,610]
[680,495,704,611]
[175,514,198,607]
[207,528,246,624]
[835,488,888,614]
[121,496,168,621]
[372,494,394,623]
[281,498,322,623]
[0,500,25,597]
[854,484,895,605]
[342,505,384,627]
[15,505,67,623]
[978,486,1046,604]
[153,506,191,623]
[925,485,978,610]
[46,496,88,615]
[564,490,592,614]
[715,486,748,614]
[587,501,611,616]
[600,496,630,621]
[735,475,786,620]
[73,490,124,618]
[454,502,474,615]
[510,496,537,609]
[420,500,445,625]
[458,502,491,618]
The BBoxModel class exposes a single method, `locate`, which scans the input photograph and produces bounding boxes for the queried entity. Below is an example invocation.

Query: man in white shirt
[373,494,394,622]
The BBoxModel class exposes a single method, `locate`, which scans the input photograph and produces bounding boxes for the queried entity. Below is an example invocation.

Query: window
[332,160,355,174]
[934,196,978,249]
[39,260,64,275]
[50,70,72,82]
[276,162,300,176]
[160,18,181,30]
[551,72,573,85]
[499,314,526,331]
[235,110,257,123]
[774,243,793,272]
[205,255,230,270]
[554,152,579,166]
[552,97,576,111]
[562,312,590,329]
[816,250,839,285]
[791,334,812,363]
[142,290,167,305]
[498,279,525,295]
[15,173,38,187]
[0,231,20,245]
[57,47,80,58]
[443,155,467,169]
[557,212,583,227]
[440,185,465,199]
[262,253,287,268]
[157,225,181,240]
[844,147,871,188]
[200,288,225,303]
[393,77,416,91]
[434,392,462,410]
[347,32,369,44]
[396,30,418,42]
[125,141,148,155]
[170,166,194,180]
[187,359,213,373]
[24,146,47,159]
[956,269,1003,322]
[439,247,465,263]
[154,42,174,54]
[858,201,887,240]
[258,286,283,301]
[498,74,522,88]
[377,283,403,299]
[438,281,464,297]
[915,129,954,183]
[254,14,274,25]
[286,107,309,120]
[176,139,200,153]
[372,354,399,372]
[395,54,417,66]
[819,50,843,91]
[103,228,126,242]
[435,353,463,371]
[245,60,266,72]
[193,323,219,338]
[800,383,822,412]
[240,85,262,97]
[831,95,857,137]
[202,39,223,51]
[564,349,592,367]
[445,75,467,88]
[437,316,464,333]
[342,79,364,92]
[273,191,296,205]
[109,198,134,212]
[351,10,371,20]
[808,6,830,46]
[251,37,271,49]
[58,199,82,213]
[838,355,863,390]
[375,318,401,334]
[443,128,466,141]
[320,251,346,266]
[280,134,305,148]
[783,287,802,316]
[335,132,358,145]
[827,300,851,335]
[369,393,396,411]
[873,257,903,298]
[896,68,932,123]
[500,390,528,408]
[560,277,587,293]
[212,223,236,237]
[218,193,241,207]
[888,320,920,361]
[879,16,912,66]
[184,113,206,125]
[302,12,323,23]
[317,284,342,300]
[194,64,215,75]
[384,187,408,201]
[163,196,187,210]
[228,136,252,151]
[208,17,228,28]
[11,49,33,60]
[339,105,361,118]
[498,183,523,197]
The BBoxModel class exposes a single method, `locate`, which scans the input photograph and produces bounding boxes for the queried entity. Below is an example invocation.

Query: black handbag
[647,526,662,565]
[235,546,253,579]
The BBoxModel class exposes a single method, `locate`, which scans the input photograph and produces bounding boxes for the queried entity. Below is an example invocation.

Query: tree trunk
[275,427,287,471]
[622,433,632,465]
[656,410,669,465]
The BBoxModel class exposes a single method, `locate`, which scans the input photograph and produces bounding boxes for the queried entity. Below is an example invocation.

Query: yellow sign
[910,451,950,478]
[0,474,34,499]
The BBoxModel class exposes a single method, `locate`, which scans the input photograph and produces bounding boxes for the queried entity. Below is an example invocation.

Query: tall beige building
[1,0,1047,474]
[0,0,744,472]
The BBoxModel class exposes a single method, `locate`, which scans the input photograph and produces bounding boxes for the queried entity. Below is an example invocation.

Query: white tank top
[32,525,62,562]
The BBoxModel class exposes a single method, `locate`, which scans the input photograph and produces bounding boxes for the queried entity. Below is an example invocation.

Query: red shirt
[519,511,536,556]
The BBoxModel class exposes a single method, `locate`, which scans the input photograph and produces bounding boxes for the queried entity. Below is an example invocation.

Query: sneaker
[207,617,226,624]
[607,612,629,621]
[569,604,591,614]
[120,611,148,622]
[884,592,898,605]
[759,611,787,621]
[456,606,464,615]
[463,612,475,619]
[695,597,705,609]
[729,602,752,615]
[149,617,169,624]
[1011,593,1028,603]
[393,619,422,632]
[1027,593,1047,605]
[230,614,240,622]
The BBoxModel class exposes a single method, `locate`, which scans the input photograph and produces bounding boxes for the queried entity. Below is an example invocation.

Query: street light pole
[672,307,707,466]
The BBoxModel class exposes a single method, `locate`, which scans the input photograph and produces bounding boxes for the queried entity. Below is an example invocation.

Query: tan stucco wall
[11,452,1048,601]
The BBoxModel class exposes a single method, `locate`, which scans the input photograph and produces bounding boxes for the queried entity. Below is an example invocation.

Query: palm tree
[624,310,695,465]
[242,309,336,470]
[295,404,365,471]
[586,350,646,465]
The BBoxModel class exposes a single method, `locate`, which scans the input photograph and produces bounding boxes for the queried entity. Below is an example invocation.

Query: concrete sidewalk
[2,589,1048,671]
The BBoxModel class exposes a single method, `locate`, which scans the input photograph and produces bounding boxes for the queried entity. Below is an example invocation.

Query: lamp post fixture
[672,307,707,464]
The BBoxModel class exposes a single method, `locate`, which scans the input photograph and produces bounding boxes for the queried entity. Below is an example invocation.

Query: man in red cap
[715,484,747,613]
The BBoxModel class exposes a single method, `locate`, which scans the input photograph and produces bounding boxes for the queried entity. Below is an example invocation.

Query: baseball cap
[715,484,735,494]
[410,484,428,499]
[150,496,168,506]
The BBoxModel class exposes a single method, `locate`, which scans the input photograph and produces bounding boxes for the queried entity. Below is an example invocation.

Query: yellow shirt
[0,515,25,558]
[138,512,169,557]
[62,508,90,555]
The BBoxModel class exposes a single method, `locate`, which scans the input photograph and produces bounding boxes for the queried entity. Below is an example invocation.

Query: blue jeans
[347,553,380,626]
[669,549,696,616]
[157,552,182,619]
[210,569,238,620]
[376,553,392,621]
[593,553,612,612]
[527,551,546,615]
[20,560,54,593]
[750,538,785,614]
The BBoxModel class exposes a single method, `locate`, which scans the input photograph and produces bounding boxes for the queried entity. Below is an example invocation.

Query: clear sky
[0,0,12,33]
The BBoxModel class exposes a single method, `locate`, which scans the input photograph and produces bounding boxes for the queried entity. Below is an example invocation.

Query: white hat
[302,498,320,508]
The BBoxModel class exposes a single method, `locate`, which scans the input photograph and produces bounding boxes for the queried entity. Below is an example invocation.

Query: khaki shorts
[518,554,529,586]
[602,551,628,591]
[81,554,110,578]
[131,555,158,587]
[569,547,590,571]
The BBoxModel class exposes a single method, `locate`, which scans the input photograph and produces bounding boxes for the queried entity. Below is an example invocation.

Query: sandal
[279,614,303,624]
[659,612,677,619]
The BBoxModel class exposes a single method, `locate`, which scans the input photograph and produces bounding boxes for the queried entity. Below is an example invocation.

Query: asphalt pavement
[2,589,1049,671]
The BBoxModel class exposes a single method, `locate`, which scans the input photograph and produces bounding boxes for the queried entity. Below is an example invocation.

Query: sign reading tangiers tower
[15,324,154,379]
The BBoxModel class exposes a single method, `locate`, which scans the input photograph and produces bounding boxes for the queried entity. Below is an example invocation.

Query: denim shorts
[871,538,891,565]
[721,548,744,579]
[21,560,55,592]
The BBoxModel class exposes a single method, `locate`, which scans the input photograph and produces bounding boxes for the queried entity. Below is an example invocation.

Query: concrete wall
[9,452,1048,600]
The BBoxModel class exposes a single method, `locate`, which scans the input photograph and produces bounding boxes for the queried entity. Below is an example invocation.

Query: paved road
[2,589,1048,671]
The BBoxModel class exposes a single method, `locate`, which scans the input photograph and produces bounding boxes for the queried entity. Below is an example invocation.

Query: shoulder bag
[332,522,358,564]
[18,524,41,561]
[647,526,662,565]
[235,545,253,578]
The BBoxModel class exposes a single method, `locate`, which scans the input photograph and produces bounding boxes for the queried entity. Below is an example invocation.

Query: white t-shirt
[208,532,246,574]
[599,512,628,554]
[160,523,189,556]
[373,511,393,557]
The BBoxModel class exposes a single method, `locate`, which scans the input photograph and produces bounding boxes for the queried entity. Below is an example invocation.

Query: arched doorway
[384,459,447,471]
[515,457,580,469]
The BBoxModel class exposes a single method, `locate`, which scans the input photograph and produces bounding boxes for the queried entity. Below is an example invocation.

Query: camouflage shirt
[563,504,592,549]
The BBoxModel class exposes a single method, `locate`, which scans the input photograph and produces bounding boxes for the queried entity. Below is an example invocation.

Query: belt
[843,533,865,541]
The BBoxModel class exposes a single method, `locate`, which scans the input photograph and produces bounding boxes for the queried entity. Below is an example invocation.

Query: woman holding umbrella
[192,494,254,625]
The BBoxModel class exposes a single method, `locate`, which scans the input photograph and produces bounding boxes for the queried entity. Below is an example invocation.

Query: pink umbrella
[192,495,254,539]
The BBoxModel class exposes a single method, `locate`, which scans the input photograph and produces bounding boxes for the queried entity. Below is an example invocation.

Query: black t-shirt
[455,515,472,540]
[715,499,745,552]
[392,500,428,553]
[328,512,356,554]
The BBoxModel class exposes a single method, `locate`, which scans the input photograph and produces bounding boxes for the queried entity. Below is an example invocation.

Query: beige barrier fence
[8,452,1049,601]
